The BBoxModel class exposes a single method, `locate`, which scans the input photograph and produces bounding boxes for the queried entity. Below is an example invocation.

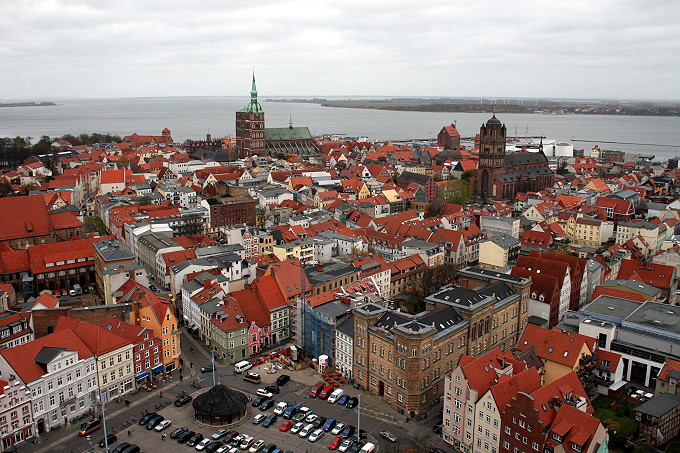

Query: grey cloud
[0,0,679,99]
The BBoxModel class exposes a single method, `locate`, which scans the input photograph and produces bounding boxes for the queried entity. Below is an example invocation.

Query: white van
[327,388,344,403]
[234,360,252,373]
[360,443,375,453]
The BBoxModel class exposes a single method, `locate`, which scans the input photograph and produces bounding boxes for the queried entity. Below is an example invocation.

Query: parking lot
[97,382,390,453]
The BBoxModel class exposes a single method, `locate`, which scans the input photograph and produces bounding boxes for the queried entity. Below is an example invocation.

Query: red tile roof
[657,358,680,383]
[618,259,675,290]
[0,328,93,383]
[0,195,52,241]
[55,316,130,356]
[489,367,542,414]
[459,348,527,395]
[517,324,595,368]
[544,404,602,451]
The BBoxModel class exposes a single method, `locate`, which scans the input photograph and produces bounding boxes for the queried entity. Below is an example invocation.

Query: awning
[136,372,149,380]
[152,364,164,373]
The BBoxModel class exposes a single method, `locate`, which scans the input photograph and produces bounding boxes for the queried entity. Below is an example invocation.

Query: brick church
[471,114,555,200]
[235,73,317,158]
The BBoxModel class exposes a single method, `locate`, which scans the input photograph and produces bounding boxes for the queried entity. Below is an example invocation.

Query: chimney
[252,283,257,295]
[131,302,140,326]
[316,263,324,272]
[203,279,210,289]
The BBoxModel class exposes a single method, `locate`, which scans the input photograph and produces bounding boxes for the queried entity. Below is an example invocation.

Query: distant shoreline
[267,98,680,117]
[0,101,57,108]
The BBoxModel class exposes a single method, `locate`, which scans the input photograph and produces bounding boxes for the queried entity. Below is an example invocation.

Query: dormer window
[571,443,582,452]
[552,432,562,443]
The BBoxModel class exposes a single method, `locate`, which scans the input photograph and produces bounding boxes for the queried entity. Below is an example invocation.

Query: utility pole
[211,350,217,387]
[356,394,361,443]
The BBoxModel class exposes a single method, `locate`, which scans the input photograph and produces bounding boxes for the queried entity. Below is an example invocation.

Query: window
[532,442,539,451]
[503,441,510,451]
[504,426,511,435]
[570,443,582,453]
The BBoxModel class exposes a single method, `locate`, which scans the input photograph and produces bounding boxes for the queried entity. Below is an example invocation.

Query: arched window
[471,324,477,341]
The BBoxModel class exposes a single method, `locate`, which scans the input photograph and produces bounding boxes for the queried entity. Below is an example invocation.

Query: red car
[279,421,294,432]
[328,436,343,450]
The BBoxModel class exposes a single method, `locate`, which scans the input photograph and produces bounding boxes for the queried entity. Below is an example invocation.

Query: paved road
[20,331,446,453]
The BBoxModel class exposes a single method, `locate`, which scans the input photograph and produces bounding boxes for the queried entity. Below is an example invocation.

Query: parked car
[211,428,231,440]
[292,407,311,422]
[318,385,335,399]
[340,425,355,439]
[206,442,224,453]
[264,385,280,394]
[154,419,172,431]
[262,444,277,453]
[309,381,326,397]
[337,395,350,406]
[139,412,157,425]
[331,422,347,435]
[239,435,255,450]
[309,428,325,442]
[223,431,239,443]
[276,374,290,386]
[328,436,344,450]
[312,416,327,430]
[187,433,205,447]
[249,440,266,453]
[432,424,442,434]
[338,439,354,453]
[345,397,358,409]
[305,413,319,423]
[175,394,193,407]
[428,448,446,453]
[99,433,117,448]
[145,414,164,430]
[252,413,266,424]
[273,402,288,415]
[299,423,315,438]
[327,388,344,404]
[279,421,294,431]
[261,414,278,428]
[252,396,267,407]
[201,365,215,373]
[171,427,188,439]
[196,438,213,451]
[259,398,275,411]
[322,418,337,432]
[177,431,195,443]
[216,446,231,453]
[379,431,397,443]
[256,388,274,398]
[111,443,131,453]
[290,422,304,434]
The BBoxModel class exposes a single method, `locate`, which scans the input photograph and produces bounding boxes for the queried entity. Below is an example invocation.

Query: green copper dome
[244,72,263,113]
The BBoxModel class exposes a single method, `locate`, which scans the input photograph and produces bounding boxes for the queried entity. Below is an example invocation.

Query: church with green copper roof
[235,73,318,158]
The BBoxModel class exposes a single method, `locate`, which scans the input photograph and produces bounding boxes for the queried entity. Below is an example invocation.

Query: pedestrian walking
[190,347,194,353]
[190,362,193,368]
[159,391,163,398]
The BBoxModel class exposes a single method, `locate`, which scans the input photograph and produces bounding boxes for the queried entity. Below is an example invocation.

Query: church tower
[235,72,266,158]
[473,113,508,198]
[478,113,506,168]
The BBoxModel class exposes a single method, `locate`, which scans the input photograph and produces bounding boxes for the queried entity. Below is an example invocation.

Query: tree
[255,206,273,230]
[460,170,475,182]
[409,263,458,311]
[347,247,369,260]
[32,135,52,155]
[428,198,445,218]
[135,195,153,206]
[84,216,108,235]
[438,179,473,205]
[176,213,204,236]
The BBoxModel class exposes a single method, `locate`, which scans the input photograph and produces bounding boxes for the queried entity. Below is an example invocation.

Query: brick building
[102,317,162,386]
[0,195,84,249]
[471,114,555,201]
[352,266,531,416]
[235,73,266,158]
[28,236,100,296]
[437,124,461,150]
[203,197,257,231]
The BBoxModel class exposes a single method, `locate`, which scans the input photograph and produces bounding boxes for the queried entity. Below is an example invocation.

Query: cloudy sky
[2,0,679,100]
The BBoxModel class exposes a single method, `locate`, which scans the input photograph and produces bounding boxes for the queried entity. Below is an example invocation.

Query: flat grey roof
[625,302,680,335]
[598,279,661,298]
[634,392,680,417]
[581,296,642,321]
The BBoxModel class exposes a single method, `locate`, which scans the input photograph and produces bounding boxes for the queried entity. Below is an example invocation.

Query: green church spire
[241,70,263,113]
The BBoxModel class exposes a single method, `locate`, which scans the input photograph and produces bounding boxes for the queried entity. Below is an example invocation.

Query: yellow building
[568,217,614,248]
[272,238,315,264]
[516,324,595,385]
[135,293,182,372]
